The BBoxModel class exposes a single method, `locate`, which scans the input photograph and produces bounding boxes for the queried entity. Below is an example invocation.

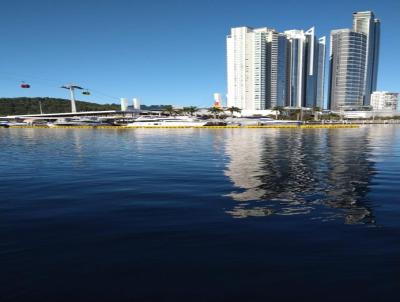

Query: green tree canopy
[183,106,199,116]
[227,106,241,116]
[208,106,223,118]
[0,97,171,116]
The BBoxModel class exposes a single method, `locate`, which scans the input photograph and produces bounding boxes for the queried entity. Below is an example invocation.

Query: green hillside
[0,98,170,116]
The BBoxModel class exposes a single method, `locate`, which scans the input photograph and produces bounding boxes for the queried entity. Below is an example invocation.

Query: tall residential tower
[328,29,367,111]
[328,11,380,110]
[353,11,380,105]
[284,28,326,108]
[227,26,325,111]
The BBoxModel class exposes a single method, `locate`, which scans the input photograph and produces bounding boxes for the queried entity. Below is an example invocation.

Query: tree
[208,107,223,119]
[296,109,302,121]
[329,113,341,120]
[227,106,241,117]
[0,98,174,116]
[273,106,284,119]
[287,108,302,121]
[312,106,321,121]
[163,105,175,116]
[0,97,121,116]
[183,106,199,116]
[174,108,184,116]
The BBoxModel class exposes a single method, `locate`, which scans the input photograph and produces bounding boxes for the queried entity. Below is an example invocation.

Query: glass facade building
[353,11,380,105]
[285,31,304,108]
[328,11,380,111]
[285,28,326,108]
[316,37,326,109]
[276,34,289,107]
[328,29,367,111]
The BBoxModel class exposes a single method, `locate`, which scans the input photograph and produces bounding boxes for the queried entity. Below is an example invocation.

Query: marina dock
[3,124,360,129]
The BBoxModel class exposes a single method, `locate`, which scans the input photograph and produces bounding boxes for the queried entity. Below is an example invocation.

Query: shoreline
[1,124,361,129]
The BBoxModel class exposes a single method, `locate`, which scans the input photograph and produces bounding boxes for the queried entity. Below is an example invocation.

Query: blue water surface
[0,127,399,301]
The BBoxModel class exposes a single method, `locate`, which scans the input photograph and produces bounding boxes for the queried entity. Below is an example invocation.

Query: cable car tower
[61,84,83,113]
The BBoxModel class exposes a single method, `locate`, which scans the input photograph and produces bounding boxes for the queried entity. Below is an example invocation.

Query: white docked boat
[125,116,207,127]
[259,118,301,125]
[3,122,29,127]
[47,117,110,127]
[226,117,301,126]
[0,121,10,128]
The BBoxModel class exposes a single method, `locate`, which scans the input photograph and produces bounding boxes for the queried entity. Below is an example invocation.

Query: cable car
[20,82,31,88]
[82,90,90,95]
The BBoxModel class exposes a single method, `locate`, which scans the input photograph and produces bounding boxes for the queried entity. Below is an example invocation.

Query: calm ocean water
[0,127,399,301]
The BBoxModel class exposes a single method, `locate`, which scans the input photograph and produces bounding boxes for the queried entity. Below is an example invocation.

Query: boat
[47,117,110,127]
[259,118,301,125]
[0,121,10,128]
[125,116,208,127]
[4,121,29,127]
[226,117,301,126]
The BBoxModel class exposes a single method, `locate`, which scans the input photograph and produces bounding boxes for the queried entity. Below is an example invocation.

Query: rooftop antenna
[61,84,83,113]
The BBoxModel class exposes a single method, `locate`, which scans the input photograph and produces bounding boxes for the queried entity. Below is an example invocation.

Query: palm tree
[208,107,223,119]
[329,113,340,120]
[312,106,321,121]
[273,106,284,120]
[174,108,184,116]
[228,106,242,116]
[227,106,241,117]
[290,109,301,121]
[183,106,199,116]
[162,105,175,116]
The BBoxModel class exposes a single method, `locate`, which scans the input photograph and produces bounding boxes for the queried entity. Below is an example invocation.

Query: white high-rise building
[371,91,398,111]
[284,28,326,109]
[284,29,306,108]
[227,27,275,110]
[227,26,325,111]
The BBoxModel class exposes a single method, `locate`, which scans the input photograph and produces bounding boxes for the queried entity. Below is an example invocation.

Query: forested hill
[0,98,169,116]
[0,97,119,115]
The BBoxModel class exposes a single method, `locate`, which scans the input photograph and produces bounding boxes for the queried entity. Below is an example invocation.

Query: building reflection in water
[223,128,379,224]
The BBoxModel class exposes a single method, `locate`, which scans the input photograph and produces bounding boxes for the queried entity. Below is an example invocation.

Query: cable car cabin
[20,83,31,88]
[82,91,90,95]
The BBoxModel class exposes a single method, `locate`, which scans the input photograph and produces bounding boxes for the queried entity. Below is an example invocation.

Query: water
[0,127,399,301]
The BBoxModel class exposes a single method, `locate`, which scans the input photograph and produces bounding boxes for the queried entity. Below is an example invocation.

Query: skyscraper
[285,29,307,108]
[316,37,326,109]
[305,29,326,109]
[328,29,367,111]
[328,11,380,111]
[353,11,380,105]
[276,33,290,107]
[227,27,272,110]
[227,26,325,111]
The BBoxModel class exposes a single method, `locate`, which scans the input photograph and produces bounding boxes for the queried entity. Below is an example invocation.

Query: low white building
[343,110,398,119]
[371,91,398,111]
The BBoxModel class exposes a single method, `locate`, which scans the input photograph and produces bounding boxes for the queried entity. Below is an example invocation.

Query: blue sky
[0,0,398,107]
